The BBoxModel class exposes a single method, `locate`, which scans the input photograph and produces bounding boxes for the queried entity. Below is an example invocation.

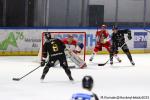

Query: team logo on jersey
[134,32,147,48]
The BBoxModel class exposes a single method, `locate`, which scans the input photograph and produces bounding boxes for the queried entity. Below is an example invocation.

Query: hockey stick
[68,66,76,69]
[98,39,129,66]
[12,65,41,81]
[144,29,150,33]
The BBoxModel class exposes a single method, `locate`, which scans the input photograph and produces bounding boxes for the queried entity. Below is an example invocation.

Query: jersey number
[52,43,59,52]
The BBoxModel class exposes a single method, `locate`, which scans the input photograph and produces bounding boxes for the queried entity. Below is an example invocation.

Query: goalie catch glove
[73,42,84,54]
[78,42,84,49]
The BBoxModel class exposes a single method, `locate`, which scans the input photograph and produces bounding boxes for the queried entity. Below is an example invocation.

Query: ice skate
[80,63,87,69]
[110,61,113,65]
[114,54,122,63]
[130,60,135,66]
[89,57,93,61]
[67,74,74,81]
[117,58,122,63]
[40,74,45,82]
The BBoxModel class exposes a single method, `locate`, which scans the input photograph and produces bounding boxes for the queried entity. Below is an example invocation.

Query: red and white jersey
[61,38,77,46]
[61,38,78,51]
[96,30,110,44]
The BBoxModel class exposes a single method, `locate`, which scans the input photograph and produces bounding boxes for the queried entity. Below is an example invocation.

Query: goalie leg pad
[65,49,87,68]
[70,54,87,68]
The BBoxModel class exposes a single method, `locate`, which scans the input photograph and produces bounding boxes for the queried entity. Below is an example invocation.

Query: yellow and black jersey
[42,38,66,58]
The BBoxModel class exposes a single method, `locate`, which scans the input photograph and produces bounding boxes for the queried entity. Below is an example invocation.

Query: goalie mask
[45,32,51,40]
[82,76,93,90]
[67,34,74,43]
[101,24,107,29]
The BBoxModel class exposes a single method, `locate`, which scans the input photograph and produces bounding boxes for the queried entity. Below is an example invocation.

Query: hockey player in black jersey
[110,26,135,65]
[40,32,73,81]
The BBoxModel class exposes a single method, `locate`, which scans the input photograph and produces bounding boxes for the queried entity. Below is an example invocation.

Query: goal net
[37,32,86,64]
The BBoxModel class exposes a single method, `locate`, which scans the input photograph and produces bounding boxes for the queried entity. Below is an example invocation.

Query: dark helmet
[45,32,51,40]
[82,76,93,90]
[112,25,118,30]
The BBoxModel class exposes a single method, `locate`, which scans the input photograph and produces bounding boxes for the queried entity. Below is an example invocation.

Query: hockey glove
[41,60,45,67]
[128,35,132,40]
[77,42,84,49]
[102,38,107,44]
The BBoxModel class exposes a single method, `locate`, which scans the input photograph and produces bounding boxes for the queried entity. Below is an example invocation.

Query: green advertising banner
[0,29,150,56]
[0,29,45,56]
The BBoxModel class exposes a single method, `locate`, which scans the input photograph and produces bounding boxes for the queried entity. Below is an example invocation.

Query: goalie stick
[144,29,150,33]
[68,66,76,68]
[98,39,129,66]
[12,65,41,81]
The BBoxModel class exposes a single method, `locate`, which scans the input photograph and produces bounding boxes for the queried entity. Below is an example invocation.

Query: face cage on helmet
[101,24,107,29]
[45,33,51,40]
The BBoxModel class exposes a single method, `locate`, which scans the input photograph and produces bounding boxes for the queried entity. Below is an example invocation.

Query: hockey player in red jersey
[89,24,121,63]
[60,34,87,68]
[62,34,84,54]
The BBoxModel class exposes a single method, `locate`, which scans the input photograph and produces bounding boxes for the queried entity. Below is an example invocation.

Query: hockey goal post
[38,31,86,62]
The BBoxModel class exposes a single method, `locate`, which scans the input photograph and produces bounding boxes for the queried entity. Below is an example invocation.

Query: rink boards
[0,28,150,56]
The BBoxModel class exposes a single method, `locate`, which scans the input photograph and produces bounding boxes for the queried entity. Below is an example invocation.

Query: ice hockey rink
[0,54,150,100]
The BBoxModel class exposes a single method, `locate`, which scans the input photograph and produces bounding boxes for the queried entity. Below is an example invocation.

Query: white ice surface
[0,54,150,100]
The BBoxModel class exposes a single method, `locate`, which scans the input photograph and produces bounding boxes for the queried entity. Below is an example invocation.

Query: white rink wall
[0,28,150,56]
